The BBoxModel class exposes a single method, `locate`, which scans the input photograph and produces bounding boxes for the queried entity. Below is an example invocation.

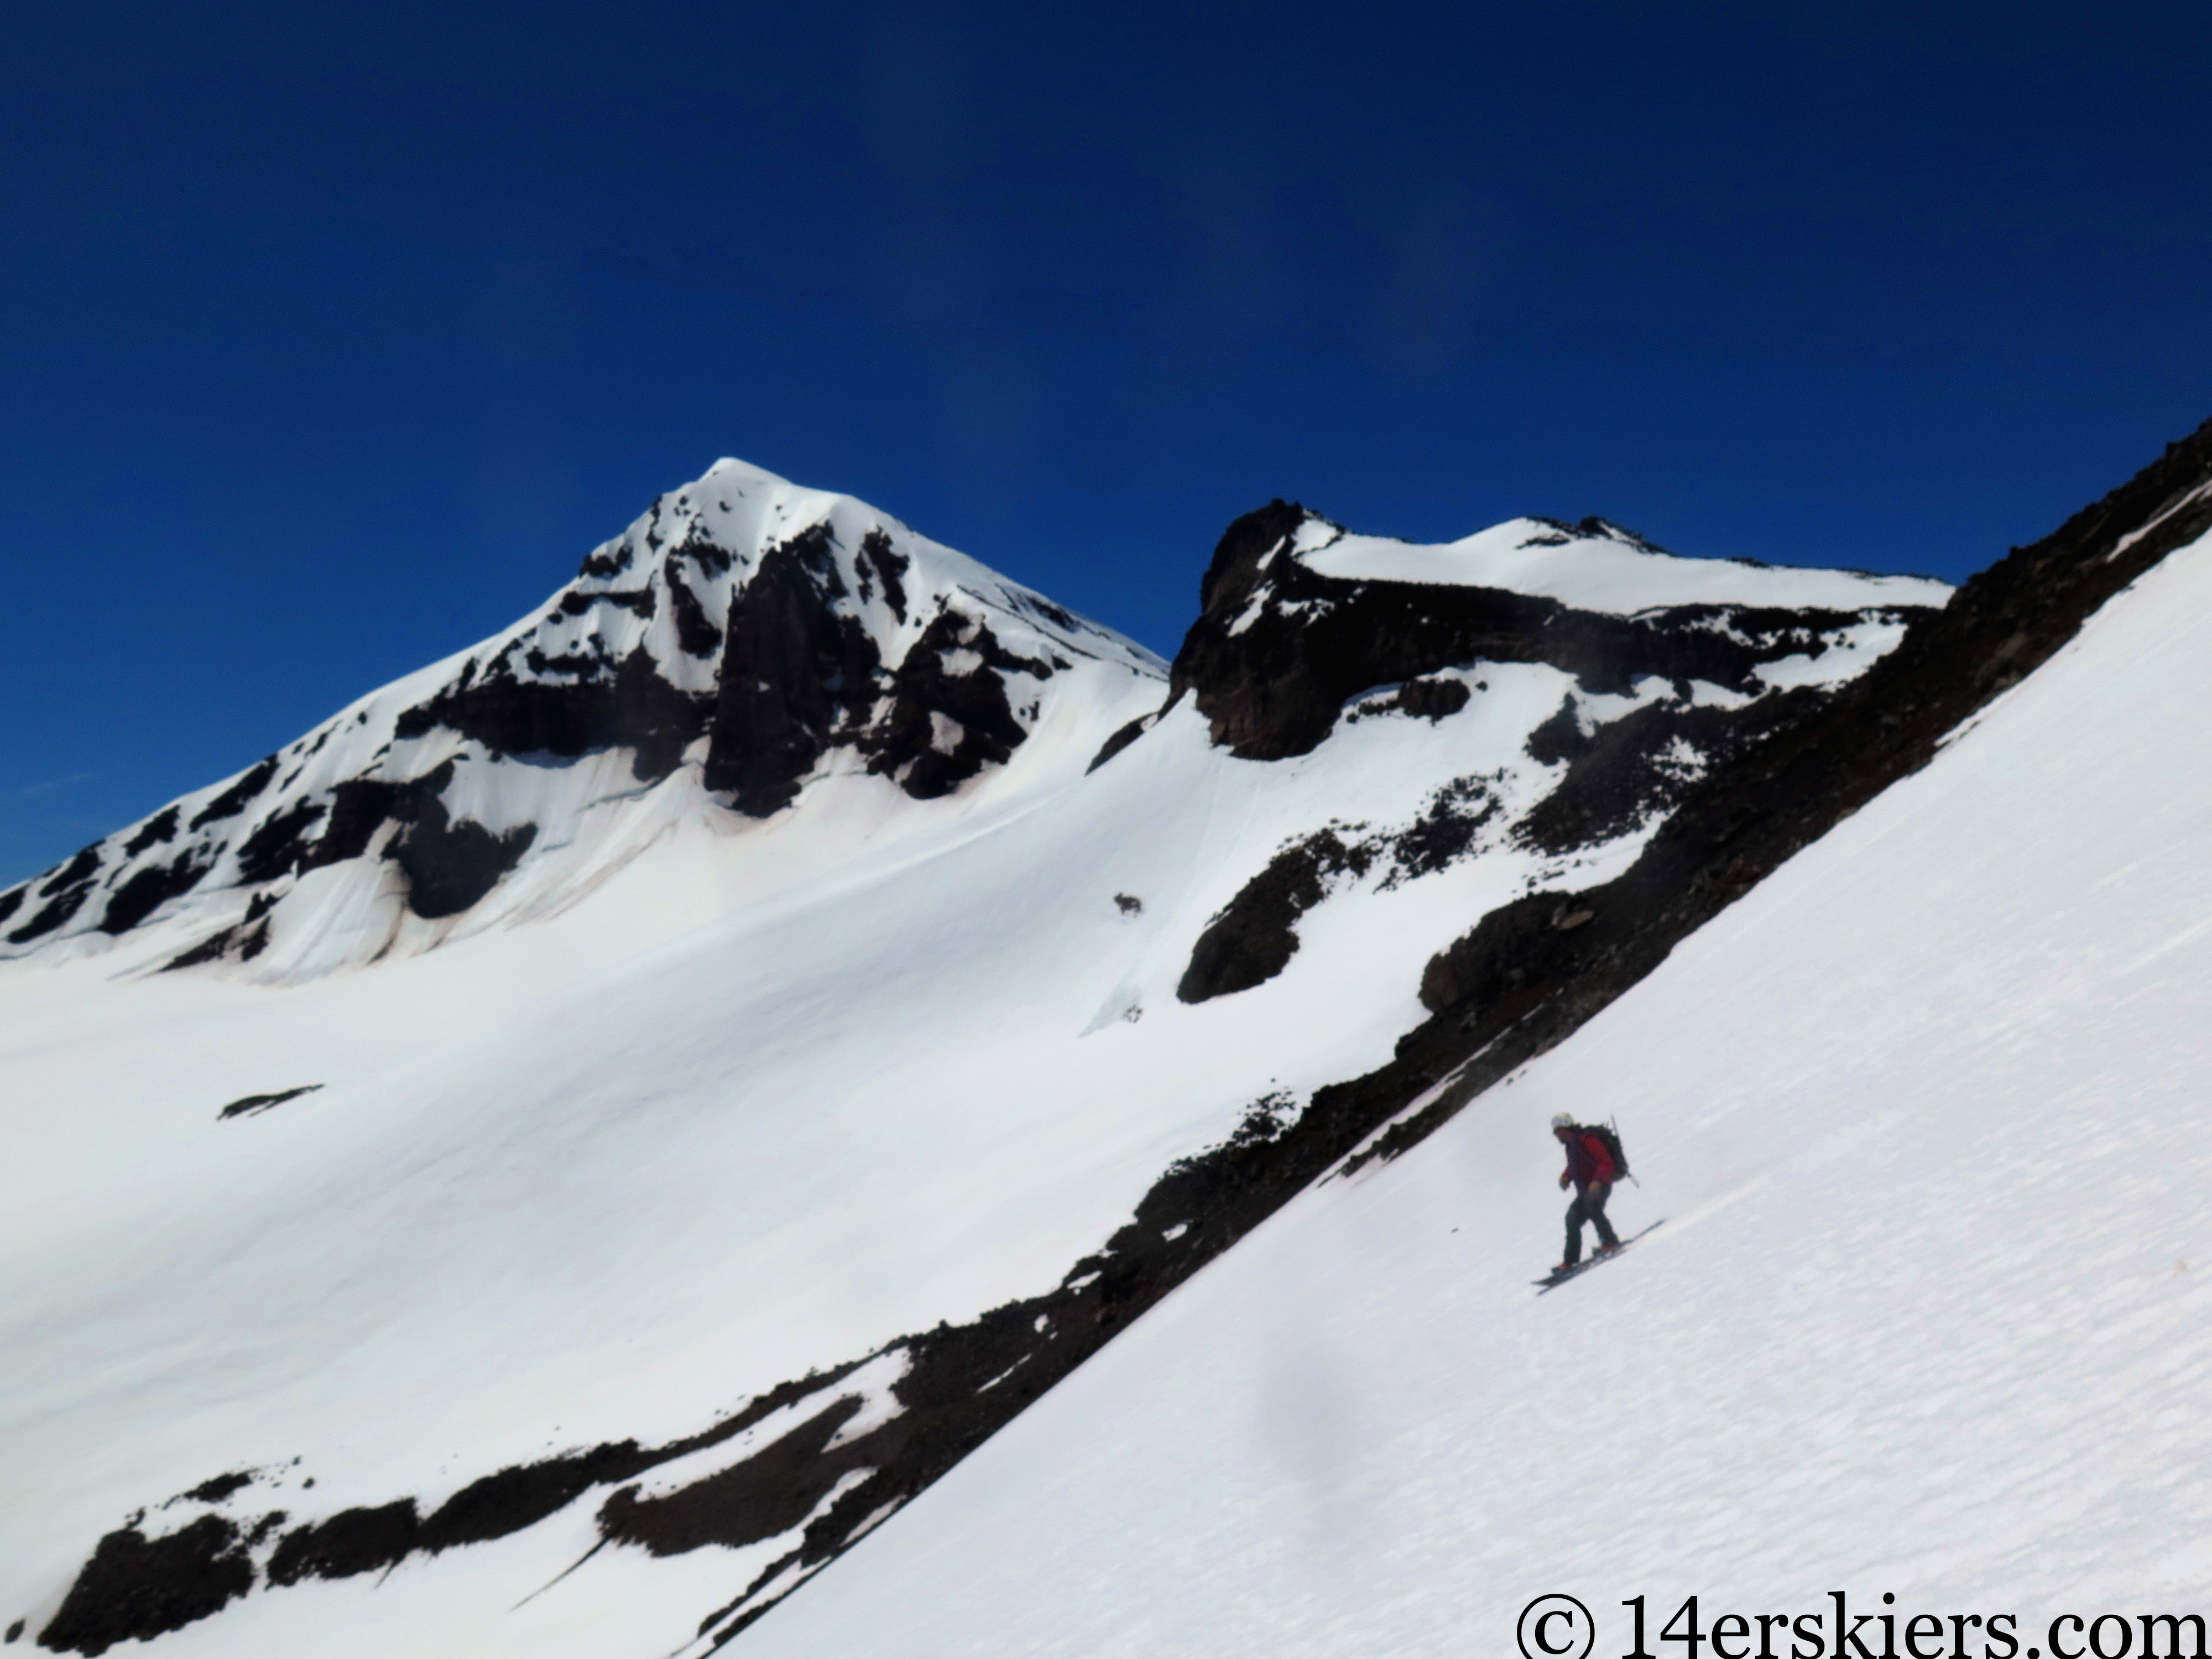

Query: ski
[1535,1220,1666,1293]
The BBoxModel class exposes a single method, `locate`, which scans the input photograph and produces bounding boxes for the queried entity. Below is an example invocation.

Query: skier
[1552,1112,1621,1270]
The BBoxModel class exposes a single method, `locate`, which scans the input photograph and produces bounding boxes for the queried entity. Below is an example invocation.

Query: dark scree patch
[217,1086,322,1122]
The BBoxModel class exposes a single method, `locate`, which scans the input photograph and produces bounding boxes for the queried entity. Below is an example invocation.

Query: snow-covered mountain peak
[0,462,1164,980]
[565,456,1057,617]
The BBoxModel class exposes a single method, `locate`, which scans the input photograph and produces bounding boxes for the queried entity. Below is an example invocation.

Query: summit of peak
[697,455,796,488]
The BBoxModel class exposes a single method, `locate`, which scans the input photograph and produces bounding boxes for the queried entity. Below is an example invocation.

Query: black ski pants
[1563,1181,1619,1265]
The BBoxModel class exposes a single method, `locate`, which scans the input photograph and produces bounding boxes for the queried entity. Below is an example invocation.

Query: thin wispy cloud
[18,772,95,797]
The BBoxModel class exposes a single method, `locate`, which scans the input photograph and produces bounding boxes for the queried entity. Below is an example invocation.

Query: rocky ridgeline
[0,465,1157,972]
[1089,502,1942,1002]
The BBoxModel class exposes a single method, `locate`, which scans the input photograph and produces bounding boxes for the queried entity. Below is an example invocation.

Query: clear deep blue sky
[6,1,2209,885]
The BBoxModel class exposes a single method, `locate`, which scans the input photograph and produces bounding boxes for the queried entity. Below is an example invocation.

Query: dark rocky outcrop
[396,647,711,787]
[1387,775,1504,881]
[121,807,180,858]
[1160,502,1895,762]
[8,846,107,943]
[298,778,414,874]
[1415,889,1601,1014]
[161,927,244,973]
[1523,694,1588,764]
[1177,774,1506,1003]
[1087,709,1162,773]
[600,1397,868,1557]
[97,854,213,936]
[857,528,910,621]
[1512,691,1816,857]
[37,1518,254,1657]
[264,1502,420,1587]
[664,561,721,657]
[187,757,280,831]
[1380,675,1472,723]
[689,530,1058,811]
[216,1086,322,1121]
[231,800,329,886]
[41,1362,867,1651]
[161,895,279,972]
[38,847,102,896]
[389,798,538,921]
[7,881,94,946]
[153,762,533,931]
[285,761,539,922]
[860,609,1048,801]
[703,543,885,815]
[178,1473,253,1505]
[1178,831,1372,1003]
[414,1439,660,1551]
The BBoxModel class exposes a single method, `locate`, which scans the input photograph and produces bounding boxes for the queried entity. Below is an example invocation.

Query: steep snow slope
[732,523,2212,1658]
[0,472,1944,1656]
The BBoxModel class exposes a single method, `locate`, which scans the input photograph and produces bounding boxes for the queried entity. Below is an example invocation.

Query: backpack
[1584,1120,1631,1183]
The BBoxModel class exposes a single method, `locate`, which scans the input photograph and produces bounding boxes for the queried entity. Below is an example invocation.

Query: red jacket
[1561,1129,1616,1189]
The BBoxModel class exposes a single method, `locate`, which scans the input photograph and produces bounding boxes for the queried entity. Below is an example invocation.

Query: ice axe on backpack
[1600,1115,1639,1187]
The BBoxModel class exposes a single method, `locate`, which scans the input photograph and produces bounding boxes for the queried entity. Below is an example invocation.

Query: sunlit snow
[1298,514,1953,616]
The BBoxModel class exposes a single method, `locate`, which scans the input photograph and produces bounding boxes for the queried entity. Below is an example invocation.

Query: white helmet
[1550,1113,1574,1130]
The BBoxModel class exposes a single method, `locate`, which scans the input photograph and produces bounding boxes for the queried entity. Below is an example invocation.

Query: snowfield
[0,461,1955,1655]
[1294,513,1954,616]
[734,525,2212,1659]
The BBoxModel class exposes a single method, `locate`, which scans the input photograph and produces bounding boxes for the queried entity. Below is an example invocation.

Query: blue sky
[6,1,2209,886]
